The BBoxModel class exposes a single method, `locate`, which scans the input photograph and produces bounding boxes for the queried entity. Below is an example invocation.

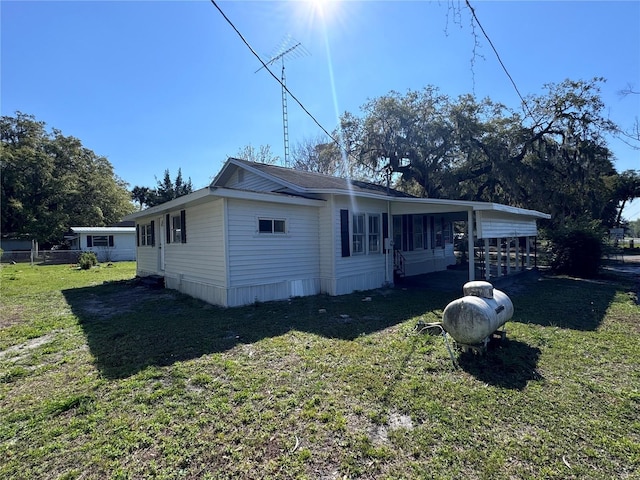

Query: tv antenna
[256,36,309,167]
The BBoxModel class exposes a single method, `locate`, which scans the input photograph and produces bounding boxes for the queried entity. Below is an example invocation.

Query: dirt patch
[77,286,176,319]
[0,305,25,329]
[0,332,57,360]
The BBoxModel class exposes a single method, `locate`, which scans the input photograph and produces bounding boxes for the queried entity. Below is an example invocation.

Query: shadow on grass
[62,279,455,379]
[504,274,619,331]
[457,338,543,390]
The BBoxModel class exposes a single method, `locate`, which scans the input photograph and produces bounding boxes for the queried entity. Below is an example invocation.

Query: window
[93,235,109,247]
[393,216,402,251]
[258,218,286,234]
[443,220,452,244]
[413,215,424,249]
[171,215,182,243]
[352,213,381,255]
[434,218,444,248]
[87,235,113,248]
[141,224,153,246]
[167,210,186,244]
[368,215,380,253]
[352,213,365,254]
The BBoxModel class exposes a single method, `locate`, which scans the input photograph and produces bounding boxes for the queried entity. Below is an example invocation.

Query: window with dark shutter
[150,220,155,246]
[136,225,140,247]
[340,209,350,257]
[87,236,93,248]
[108,235,114,247]
[166,214,171,244]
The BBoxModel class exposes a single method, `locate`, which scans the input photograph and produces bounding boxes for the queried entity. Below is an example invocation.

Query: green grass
[1,262,639,479]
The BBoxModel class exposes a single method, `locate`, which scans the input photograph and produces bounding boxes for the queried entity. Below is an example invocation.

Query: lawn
[1,262,638,479]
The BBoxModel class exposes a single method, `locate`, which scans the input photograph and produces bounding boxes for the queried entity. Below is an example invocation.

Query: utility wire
[465,0,533,118]
[209,0,343,151]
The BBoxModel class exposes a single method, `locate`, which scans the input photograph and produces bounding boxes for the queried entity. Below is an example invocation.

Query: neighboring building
[66,226,136,262]
[125,158,550,307]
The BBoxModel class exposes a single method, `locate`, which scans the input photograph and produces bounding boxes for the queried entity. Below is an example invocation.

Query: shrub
[546,221,605,278]
[78,252,98,270]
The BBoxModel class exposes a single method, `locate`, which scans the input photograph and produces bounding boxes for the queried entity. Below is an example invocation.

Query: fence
[2,250,83,265]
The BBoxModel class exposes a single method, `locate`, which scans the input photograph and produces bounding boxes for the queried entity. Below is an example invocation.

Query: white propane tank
[442,281,513,346]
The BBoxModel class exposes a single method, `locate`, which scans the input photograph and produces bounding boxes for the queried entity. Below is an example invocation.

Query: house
[125,158,550,307]
[66,226,137,262]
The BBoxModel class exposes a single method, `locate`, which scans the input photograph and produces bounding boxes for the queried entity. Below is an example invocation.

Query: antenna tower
[256,37,309,167]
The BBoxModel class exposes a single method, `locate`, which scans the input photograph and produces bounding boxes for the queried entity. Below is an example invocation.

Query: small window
[258,218,286,234]
[352,214,365,254]
[393,216,402,251]
[172,215,182,243]
[368,214,380,253]
[92,235,109,247]
[413,215,424,249]
[435,218,444,248]
[141,224,153,246]
[88,235,114,248]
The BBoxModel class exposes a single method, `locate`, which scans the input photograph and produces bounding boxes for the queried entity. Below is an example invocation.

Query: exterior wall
[402,244,455,276]
[79,232,136,261]
[161,200,227,306]
[475,211,538,239]
[331,196,392,296]
[318,197,336,295]
[225,198,321,306]
[225,169,283,192]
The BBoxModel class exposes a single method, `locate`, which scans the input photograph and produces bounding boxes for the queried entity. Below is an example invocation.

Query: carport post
[468,209,475,281]
[484,238,490,280]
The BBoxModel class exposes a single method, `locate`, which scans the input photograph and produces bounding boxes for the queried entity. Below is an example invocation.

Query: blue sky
[2,1,639,219]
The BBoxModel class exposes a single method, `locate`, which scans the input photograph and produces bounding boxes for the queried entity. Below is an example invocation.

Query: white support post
[496,238,502,277]
[506,238,512,275]
[526,236,531,269]
[468,209,475,281]
[484,238,490,280]
[515,237,521,271]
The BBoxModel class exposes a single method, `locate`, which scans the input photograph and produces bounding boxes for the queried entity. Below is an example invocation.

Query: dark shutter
[340,209,350,257]
[150,220,155,246]
[108,235,114,247]
[87,236,93,248]
[166,214,171,244]
[136,225,140,247]
[382,213,389,254]
[180,210,186,243]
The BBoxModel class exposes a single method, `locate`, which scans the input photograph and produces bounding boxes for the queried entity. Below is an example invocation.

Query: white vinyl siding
[76,229,136,262]
[226,169,284,192]
[475,211,539,239]
[225,198,321,304]
[162,200,226,287]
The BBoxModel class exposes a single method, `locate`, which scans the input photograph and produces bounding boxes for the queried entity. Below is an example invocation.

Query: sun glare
[308,0,339,22]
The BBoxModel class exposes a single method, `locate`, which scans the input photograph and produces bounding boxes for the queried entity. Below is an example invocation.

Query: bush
[546,221,605,278]
[78,252,98,270]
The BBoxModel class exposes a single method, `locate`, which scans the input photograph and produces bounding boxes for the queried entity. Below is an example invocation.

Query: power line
[209,1,342,152]
[464,0,533,118]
